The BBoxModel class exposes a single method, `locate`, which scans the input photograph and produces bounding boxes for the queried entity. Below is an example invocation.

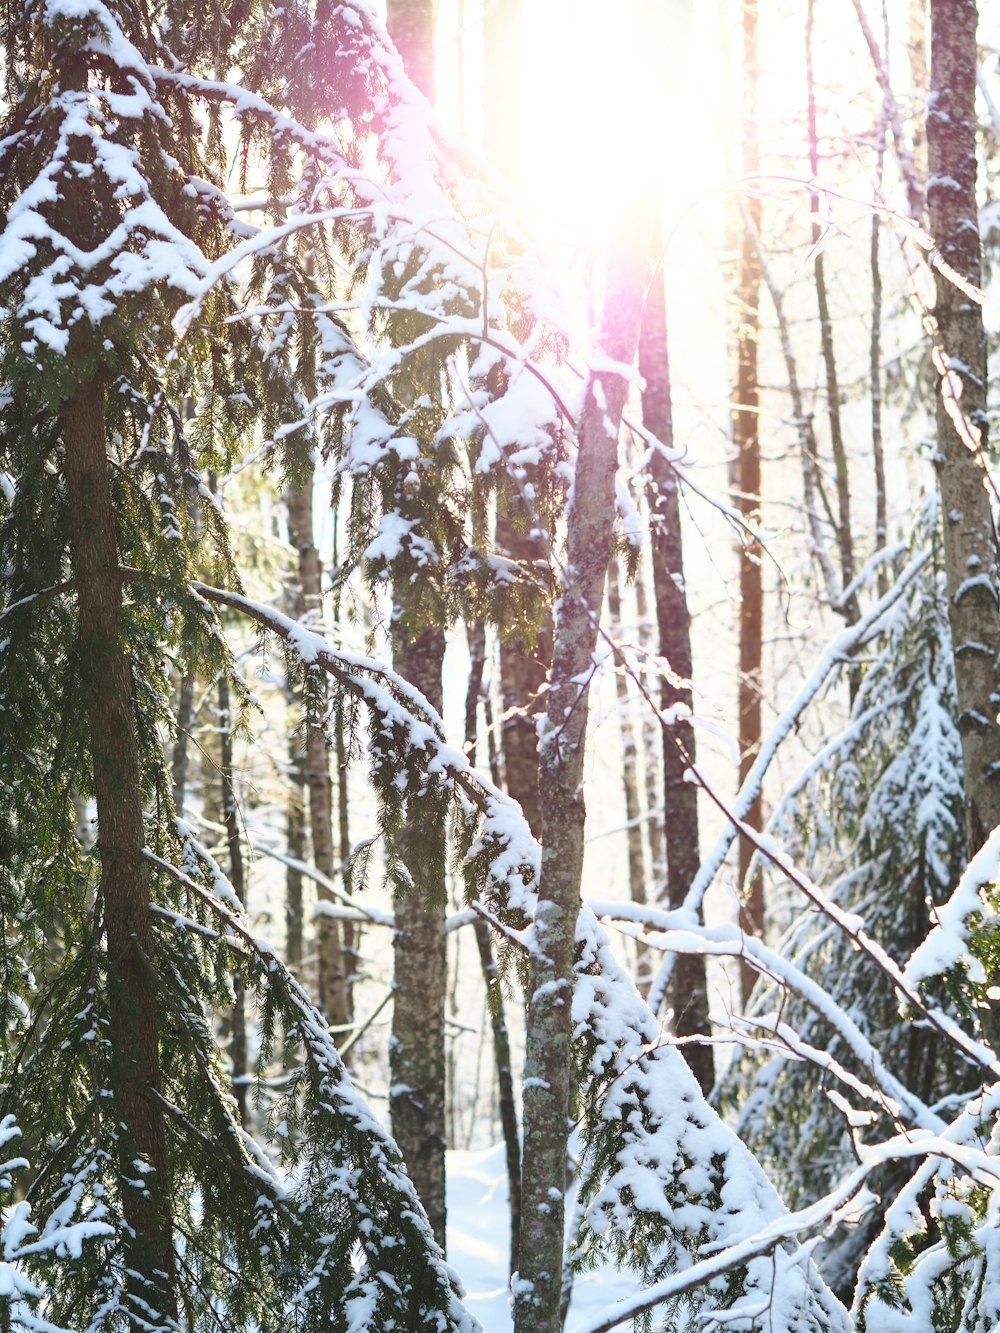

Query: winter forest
[10,0,1000,1328]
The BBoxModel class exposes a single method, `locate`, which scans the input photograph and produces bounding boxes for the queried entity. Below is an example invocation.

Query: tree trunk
[171,664,195,817]
[285,736,306,977]
[383,0,447,1246]
[465,618,522,1277]
[807,0,857,622]
[871,94,888,595]
[928,0,1000,856]
[607,560,647,916]
[734,0,765,1008]
[482,0,549,843]
[513,214,648,1333]
[640,217,714,1094]
[633,572,665,889]
[286,479,353,1033]
[496,527,550,841]
[390,624,448,1247]
[62,373,177,1323]
[386,0,436,100]
[219,672,250,1126]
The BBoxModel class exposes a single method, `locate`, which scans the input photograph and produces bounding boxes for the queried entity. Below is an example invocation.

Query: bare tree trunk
[633,572,665,888]
[465,618,521,1278]
[910,0,929,181]
[640,218,714,1094]
[637,567,669,890]
[807,0,857,624]
[171,665,195,817]
[386,0,436,99]
[285,737,306,977]
[928,0,1000,856]
[734,0,765,1009]
[62,373,177,1323]
[334,683,355,987]
[384,0,447,1246]
[872,91,889,595]
[607,560,647,914]
[390,624,448,1247]
[286,480,352,1033]
[497,535,550,840]
[219,672,250,1126]
[481,0,549,842]
[513,212,648,1333]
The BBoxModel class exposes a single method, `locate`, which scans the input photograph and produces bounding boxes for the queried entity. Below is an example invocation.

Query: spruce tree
[0,0,516,1324]
[722,516,971,1300]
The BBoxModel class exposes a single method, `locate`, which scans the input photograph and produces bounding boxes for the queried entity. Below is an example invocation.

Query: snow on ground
[447,1143,638,1332]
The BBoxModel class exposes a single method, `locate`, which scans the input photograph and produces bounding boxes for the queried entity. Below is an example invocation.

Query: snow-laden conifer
[719,515,974,1300]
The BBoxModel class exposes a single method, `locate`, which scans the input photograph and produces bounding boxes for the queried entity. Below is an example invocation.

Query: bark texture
[390,624,448,1247]
[219,672,250,1126]
[482,0,548,841]
[170,665,195,817]
[62,374,177,1322]
[513,219,647,1333]
[639,231,713,1093]
[928,0,1000,855]
[807,0,857,621]
[285,739,306,977]
[287,480,353,1032]
[384,0,448,1245]
[734,0,765,1008]
[871,108,888,593]
[497,518,550,840]
[607,561,646,915]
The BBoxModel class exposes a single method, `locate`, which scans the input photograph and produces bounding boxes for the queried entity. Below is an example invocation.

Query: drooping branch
[190,581,541,918]
[647,550,930,1014]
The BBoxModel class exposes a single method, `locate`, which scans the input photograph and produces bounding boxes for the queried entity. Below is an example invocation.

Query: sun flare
[436,0,719,262]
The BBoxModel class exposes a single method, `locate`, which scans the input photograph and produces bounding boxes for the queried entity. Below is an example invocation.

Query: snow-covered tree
[722,515,973,1296]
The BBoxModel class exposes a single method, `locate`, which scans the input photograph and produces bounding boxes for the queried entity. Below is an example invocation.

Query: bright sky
[435,0,721,259]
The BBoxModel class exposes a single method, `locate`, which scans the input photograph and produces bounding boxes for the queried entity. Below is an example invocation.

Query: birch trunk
[513,215,648,1333]
[62,372,177,1323]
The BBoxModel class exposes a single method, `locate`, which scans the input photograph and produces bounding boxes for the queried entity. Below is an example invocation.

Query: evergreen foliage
[0,0,548,1325]
[720,515,978,1300]
[570,909,849,1332]
[4,0,1000,1329]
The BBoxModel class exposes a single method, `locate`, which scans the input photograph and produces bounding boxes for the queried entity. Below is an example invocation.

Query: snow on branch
[570,904,849,1333]
[145,836,481,1333]
[190,582,540,920]
[589,899,942,1132]
[0,1115,111,1333]
[906,823,1000,989]
[647,549,931,1015]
